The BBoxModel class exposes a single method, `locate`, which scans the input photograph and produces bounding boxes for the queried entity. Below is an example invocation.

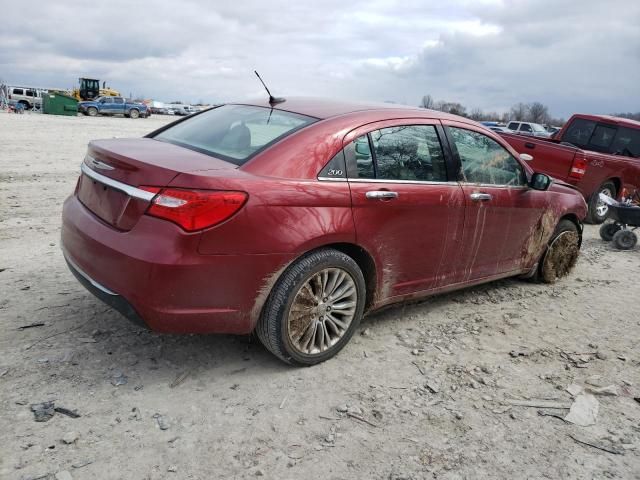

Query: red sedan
[61,98,587,365]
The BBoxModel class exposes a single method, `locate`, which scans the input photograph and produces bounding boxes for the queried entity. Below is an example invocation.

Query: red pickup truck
[500,114,640,223]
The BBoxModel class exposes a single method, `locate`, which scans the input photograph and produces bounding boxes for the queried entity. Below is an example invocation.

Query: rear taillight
[141,187,247,232]
[569,151,587,179]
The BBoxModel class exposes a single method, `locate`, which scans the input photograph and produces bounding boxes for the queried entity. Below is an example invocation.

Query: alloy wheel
[595,187,613,217]
[287,268,358,355]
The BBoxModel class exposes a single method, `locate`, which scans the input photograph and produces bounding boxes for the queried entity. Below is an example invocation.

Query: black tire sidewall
[599,222,621,241]
[259,249,366,365]
[612,230,638,250]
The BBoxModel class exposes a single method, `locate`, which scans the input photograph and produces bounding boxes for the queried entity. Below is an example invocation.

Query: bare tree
[419,95,434,109]
[435,101,467,117]
[510,103,529,121]
[469,108,485,121]
[527,102,550,124]
[613,112,640,121]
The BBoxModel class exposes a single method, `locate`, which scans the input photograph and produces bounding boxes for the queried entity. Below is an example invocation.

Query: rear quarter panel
[581,152,640,199]
[166,172,356,255]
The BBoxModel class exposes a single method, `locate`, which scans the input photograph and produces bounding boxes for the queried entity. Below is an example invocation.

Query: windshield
[153,105,317,165]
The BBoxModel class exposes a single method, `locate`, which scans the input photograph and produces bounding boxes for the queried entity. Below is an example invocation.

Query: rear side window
[589,124,617,151]
[507,122,519,130]
[370,126,447,181]
[563,118,597,147]
[349,125,447,182]
[13,88,23,95]
[448,127,525,186]
[153,105,316,165]
[611,127,640,158]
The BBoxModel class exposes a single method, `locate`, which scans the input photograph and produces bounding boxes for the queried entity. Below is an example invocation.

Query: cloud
[1,0,638,117]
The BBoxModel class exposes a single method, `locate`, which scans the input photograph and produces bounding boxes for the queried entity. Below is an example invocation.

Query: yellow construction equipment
[71,78,120,101]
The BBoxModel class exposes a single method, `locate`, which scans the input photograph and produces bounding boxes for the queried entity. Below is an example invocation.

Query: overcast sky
[1,0,638,117]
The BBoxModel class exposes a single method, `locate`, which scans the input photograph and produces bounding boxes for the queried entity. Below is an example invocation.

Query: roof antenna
[254,70,285,105]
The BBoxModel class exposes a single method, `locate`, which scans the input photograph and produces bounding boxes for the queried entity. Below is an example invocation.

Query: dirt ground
[1,111,639,480]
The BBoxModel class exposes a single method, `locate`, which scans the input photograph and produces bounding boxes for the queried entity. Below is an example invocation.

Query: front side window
[449,127,526,186]
[153,105,316,165]
[26,90,34,97]
[114,98,124,104]
[103,98,114,104]
[520,124,532,132]
[531,123,546,132]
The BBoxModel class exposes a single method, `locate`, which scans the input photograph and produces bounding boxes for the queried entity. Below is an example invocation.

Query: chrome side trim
[63,252,118,296]
[458,182,528,190]
[317,176,348,182]
[80,162,156,201]
[347,178,456,186]
[317,175,529,189]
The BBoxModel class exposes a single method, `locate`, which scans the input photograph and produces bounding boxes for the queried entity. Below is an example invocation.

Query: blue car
[78,96,149,119]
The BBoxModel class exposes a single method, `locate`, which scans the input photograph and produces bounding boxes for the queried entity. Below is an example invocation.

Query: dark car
[61,98,587,365]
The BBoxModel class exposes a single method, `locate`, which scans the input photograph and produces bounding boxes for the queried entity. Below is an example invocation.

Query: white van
[7,86,47,110]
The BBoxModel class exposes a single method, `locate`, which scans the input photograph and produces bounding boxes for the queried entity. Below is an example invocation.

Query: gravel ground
[1,111,639,480]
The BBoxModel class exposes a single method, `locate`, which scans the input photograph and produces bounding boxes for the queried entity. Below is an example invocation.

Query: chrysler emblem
[88,156,115,171]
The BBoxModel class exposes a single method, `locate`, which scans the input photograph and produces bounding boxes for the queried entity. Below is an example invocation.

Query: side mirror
[530,172,552,191]
[519,153,533,162]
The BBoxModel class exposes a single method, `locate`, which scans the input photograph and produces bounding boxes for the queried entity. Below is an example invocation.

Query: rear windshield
[152,105,317,165]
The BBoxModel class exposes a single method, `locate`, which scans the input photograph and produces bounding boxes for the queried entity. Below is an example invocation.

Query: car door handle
[524,142,535,149]
[470,192,492,202]
[366,190,399,200]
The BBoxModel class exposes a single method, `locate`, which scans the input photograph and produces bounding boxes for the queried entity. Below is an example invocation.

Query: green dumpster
[42,92,78,116]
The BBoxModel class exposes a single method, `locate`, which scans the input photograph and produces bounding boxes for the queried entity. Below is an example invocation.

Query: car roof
[231,96,469,122]
[571,113,640,129]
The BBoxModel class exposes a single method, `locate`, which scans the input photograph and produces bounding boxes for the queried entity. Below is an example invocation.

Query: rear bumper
[61,195,294,334]
[64,255,147,328]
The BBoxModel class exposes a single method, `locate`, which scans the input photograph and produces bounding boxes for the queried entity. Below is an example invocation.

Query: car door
[344,120,466,301]
[113,97,125,115]
[443,122,549,280]
[100,97,114,114]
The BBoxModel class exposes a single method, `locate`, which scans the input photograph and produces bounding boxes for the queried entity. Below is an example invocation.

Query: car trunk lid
[77,138,237,231]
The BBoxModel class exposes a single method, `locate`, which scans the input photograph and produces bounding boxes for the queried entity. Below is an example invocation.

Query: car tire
[87,107,98,117]
[612,230,638,250]
[586,181,616,224]
[538,219,580,284]
[129,109,140,119]
[256,248,366,366]
[599,222,621,242]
